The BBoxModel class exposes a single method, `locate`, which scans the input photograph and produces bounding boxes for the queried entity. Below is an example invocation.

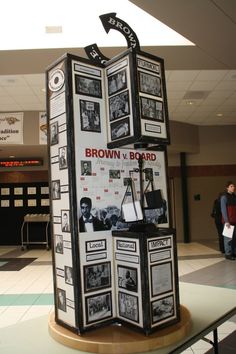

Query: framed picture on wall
[14,187,23,195]
[1,200,10,207]
[14,199,23,207]
[27,187,37,195]
[41,186,49,195]
[27,199,37,207]
[1,188,10,195]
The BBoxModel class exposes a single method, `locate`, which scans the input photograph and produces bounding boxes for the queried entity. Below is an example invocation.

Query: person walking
[220,181,236,260]
[211,193,225,253]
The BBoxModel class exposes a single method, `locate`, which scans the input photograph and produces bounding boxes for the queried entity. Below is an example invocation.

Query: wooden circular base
[48,305,191,354]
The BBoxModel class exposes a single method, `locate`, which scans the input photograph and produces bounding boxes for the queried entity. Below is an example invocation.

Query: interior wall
[168,125,236,243]
[1,115,236,244]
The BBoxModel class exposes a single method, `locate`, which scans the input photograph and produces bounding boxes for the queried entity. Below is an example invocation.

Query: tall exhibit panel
[47,56,78,331]
[112,229,180,334]
[105,49,170,149]
[46,51,178,334]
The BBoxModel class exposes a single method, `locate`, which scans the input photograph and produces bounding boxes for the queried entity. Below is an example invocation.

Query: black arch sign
[85,12,140,64]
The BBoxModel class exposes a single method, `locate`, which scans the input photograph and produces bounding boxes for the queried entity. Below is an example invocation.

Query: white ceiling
[0,69,235,126]
[0,0,235,129]
[0,0,235,162]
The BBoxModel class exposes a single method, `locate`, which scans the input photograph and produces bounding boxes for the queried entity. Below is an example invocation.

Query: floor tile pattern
[0,241,235,353]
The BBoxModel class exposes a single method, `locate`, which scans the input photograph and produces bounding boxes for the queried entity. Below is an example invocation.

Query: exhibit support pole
[138,156,146,223]
[180,152,190,243]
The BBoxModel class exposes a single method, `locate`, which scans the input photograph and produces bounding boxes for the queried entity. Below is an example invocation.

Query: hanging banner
[39,112,47,145]
[0,112,23,144]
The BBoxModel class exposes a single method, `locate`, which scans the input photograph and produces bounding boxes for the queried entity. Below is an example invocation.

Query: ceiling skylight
[0,0,194,50]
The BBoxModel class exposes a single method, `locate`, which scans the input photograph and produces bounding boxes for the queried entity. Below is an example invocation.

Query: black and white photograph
[65,266,73,285]
[79,197,107,232]
[109,169,121,179]
[111,117,130,141]
[152,295,174,324]
[50,121,59,145]
[84,262,111,293]
[151,262,173,297]
[109,90,130,121]
[61,210,70,232]
[75,74,102,98]
[81,160,92,176]
[118,292,139,323]
[57,288,66,312]
[59,146,68,169]
[108,68,127,96]
[139,71,162,97]
[144,201,168,225]
[144,168,154,181]
[55,234,63,254]
[118,265,138,292]
[140,97,163,121]
[51,180,61,200]
[80,100,101,132]
[86,292,112,324]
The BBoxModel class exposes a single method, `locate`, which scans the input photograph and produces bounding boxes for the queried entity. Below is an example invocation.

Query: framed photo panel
[140,97,164,122]
[151,262,173,297]
[109,90,130,122]
[151,295,175,324]
[118,292,139,323]
[84,261,111,293]
[86,291,112,324]
[108,68,127,96]
[138,72,162,98]
[75,74,102,98]
[110,117,130,141]
[80,99,101,132]
[117,265,138,292]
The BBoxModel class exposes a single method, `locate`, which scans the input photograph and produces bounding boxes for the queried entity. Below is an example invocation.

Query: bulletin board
[0,182,50,245]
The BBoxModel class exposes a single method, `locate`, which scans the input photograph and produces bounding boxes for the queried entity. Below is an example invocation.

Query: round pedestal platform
[48,305,191,354]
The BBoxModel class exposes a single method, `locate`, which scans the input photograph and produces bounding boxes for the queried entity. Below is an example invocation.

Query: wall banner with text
[0,112,23,144]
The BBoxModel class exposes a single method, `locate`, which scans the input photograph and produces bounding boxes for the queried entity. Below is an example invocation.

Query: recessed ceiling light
[9,155,15,158]
[216,113,223,117]
[186,101,194,105]
[45,26,63,34]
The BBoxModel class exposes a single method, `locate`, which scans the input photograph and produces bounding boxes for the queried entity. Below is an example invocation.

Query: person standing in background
[220,181,236,260]
[211,192,224,253]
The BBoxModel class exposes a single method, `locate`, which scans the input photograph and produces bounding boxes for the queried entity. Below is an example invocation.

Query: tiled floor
[0,241,235,353]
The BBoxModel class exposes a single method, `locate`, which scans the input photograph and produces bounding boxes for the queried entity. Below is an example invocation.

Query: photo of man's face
[81,202,91,219]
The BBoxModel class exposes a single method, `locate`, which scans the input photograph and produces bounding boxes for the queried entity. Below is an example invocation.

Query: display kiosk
[46,18,182,344]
